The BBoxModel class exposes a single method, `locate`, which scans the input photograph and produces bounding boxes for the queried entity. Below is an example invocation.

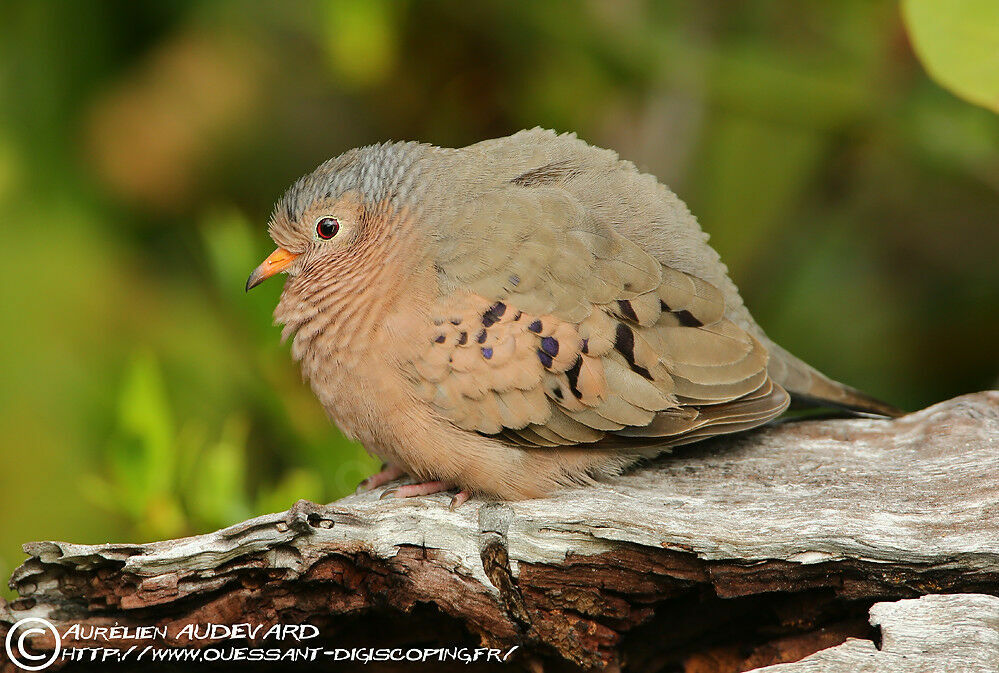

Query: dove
[246,128,901,505]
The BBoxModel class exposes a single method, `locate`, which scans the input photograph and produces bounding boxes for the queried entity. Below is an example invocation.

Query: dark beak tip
[245,272,261,293]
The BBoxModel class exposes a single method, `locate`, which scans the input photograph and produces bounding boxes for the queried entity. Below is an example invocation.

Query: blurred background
[0,1,996,590]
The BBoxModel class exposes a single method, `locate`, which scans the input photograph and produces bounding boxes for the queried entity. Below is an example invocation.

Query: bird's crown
[269,140,428,244]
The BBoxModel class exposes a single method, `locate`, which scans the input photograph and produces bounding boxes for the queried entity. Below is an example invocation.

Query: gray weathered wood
[749,593,999,673]
[2,392,998,671]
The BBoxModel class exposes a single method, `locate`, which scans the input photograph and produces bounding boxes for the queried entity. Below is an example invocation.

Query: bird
[246,128,901,505]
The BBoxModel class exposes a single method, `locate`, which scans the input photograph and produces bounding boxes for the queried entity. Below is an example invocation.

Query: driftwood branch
[2,392,998,672]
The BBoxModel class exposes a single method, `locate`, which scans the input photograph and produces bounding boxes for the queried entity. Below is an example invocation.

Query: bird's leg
[356,463,405,492]
[378,480,473,510]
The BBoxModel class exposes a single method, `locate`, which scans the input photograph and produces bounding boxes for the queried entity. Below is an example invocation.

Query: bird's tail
[763,340,904,418]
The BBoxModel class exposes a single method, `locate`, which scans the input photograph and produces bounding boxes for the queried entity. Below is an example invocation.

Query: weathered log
[2,392,997,672]
[750,593,999,672]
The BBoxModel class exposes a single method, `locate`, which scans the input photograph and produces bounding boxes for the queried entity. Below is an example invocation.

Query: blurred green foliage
[0,1,997,592]
[85,351,325,539]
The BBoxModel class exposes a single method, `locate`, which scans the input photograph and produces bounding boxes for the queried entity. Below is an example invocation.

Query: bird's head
[245,141,428,293]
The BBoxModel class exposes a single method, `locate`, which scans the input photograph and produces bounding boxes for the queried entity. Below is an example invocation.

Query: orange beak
[245,247,300,291]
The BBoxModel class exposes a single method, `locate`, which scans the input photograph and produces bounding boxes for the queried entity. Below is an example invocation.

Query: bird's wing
[405,186,789,447]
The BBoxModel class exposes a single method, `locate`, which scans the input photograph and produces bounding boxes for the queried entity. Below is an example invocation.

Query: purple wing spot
[434,334,446,344]
[528,319,542,333]
[482,302,507,327]
[537,350,553,368]
[477,329,487,343]
[481,347,493,359]
[540,336,559,356]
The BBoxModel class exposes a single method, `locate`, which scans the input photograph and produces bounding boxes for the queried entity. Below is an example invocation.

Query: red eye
[316,216,339,239]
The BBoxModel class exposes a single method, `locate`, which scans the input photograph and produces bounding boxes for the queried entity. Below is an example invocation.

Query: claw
[448,490,471,510]
[379,487,399,500]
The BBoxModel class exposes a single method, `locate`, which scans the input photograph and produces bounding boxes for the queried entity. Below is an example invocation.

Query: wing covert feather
[406,185,789,449]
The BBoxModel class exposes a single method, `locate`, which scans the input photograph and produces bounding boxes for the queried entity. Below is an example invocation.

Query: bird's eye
[316,216,339,240]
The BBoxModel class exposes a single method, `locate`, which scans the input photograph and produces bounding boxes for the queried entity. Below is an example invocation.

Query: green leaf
[187,416,252,528]
[903,0,999,113]
[114,351,176,502]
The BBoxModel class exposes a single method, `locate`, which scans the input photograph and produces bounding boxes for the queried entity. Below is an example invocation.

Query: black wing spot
[614,323,653,380]
[617,300,638,322]
[565,356,584,399]
[675,310,703,327]
[614,323,634,359]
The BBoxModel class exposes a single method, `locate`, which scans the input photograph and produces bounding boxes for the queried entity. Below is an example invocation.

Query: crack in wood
[479,503,531,626]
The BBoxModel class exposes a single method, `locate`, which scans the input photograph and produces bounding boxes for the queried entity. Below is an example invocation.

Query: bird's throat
[274,208,430,382]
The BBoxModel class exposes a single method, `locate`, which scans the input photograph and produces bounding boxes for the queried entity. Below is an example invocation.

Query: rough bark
[2,392,997,672]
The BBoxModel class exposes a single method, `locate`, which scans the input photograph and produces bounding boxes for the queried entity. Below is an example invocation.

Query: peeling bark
[2,392,998,672]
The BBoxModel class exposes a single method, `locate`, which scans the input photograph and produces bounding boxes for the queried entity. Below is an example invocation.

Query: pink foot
[380,480,451,498]
[378,480,473,509]
[356,463,405,492]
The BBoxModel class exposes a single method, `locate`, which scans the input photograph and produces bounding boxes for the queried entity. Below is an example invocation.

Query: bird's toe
[448,490,472,510]
[357,463,406,492]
